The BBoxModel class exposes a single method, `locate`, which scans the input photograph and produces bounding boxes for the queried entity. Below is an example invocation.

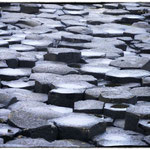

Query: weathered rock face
[49,113,106,141]
[92,127,147,147]
[0,2,150,148]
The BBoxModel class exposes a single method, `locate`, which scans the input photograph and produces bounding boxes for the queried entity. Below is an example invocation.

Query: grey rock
[142,77,150,86]
[48,139,94,147]
[63,10,89,16]
[80,64,118,78]
[0,109,11,123]
[44,48,81,63]
[3,88,48,103]
[92,127,147,147]
[99,88,136,104]
[138,119,150,134]
[0,68,31,81]
[125,105,150,131]
[62,74,97,85]
[20,4,41,14]
[0,123,20,138]
[1,80,35,90]
[51,80,94,90]
[6,137,53,147]
[48,88,84,108]
[143,135,150,145]
[0,138,3,144]
[49,113,106,141]
[66,26,93,35]
[106,69,150,83]
[74,100,104,114]
[61,34,92,43]
[32,61,78,75]
[0,90,17,108]
[113,119,125,129]
[30,73,62,93]
[81,49,105,59]
[110,56,150,70]
[130,87,150,101]
[104,103,131,119]
[9,44,36,52]
[63,4,84,11]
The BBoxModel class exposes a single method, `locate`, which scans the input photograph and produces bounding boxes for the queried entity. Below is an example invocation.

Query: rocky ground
[0,2,150,147]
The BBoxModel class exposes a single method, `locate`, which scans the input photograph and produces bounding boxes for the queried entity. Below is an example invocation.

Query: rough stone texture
[47,139,94,147]
[125,105,150,131]
[110,56,150,70]
[0,2,150,148]
[99,88,136,104]
[49,113,106,141]
[104,103,130,119]
[130,87,150,101]
[44,48,81,63]
[48,88,84,108]
[74,100,104,114]
[106,69,150,83]
[92,127,147,147]
[6,137,53,147]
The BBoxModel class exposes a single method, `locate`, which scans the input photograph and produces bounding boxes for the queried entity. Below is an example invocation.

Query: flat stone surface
[130,87,150,101]
[110,56,150,70]
[63,4,84,11]
[80,64,118,78]
[61,34,93,43]
[103,9,129,15]
[30,73,62,93]
[62,74,97,85]
[61,19,86,27]
[99,88,136,104]
[1,80,35,90]
[81,49,105,59]
[85,86,130,100]
[49,113,106,141]
[0,2,149,148]
[0,90,17,108]
[66,26,93,35]
[0,123,20,137]
[0,68,31,81]
[63,10,89,16]
[44,48,81,63]
[3,88,48,103]
[32,62,78,75]
[51,80,94,90]
[125,105,150,131]
[104,103,130,119]
[6,137,53,147]
[74,100,104,114]
[48,139,94,147]
[22,39,53,50]
[9,44,36,52]
[106,69,150,83]
[0,109,11,123]
[92,127,147,147]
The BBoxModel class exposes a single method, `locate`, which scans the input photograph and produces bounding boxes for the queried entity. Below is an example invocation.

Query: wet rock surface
[0,2,150,147]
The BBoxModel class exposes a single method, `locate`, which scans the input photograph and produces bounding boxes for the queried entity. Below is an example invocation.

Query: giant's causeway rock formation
[0,2,150,147]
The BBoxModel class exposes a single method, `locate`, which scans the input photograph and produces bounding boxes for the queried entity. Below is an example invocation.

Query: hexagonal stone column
[125,105,150,131]
[49,113,106,141]
[44,48,81,63]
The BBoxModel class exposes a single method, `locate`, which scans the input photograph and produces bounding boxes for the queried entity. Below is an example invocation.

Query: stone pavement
[0,2,150,147]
